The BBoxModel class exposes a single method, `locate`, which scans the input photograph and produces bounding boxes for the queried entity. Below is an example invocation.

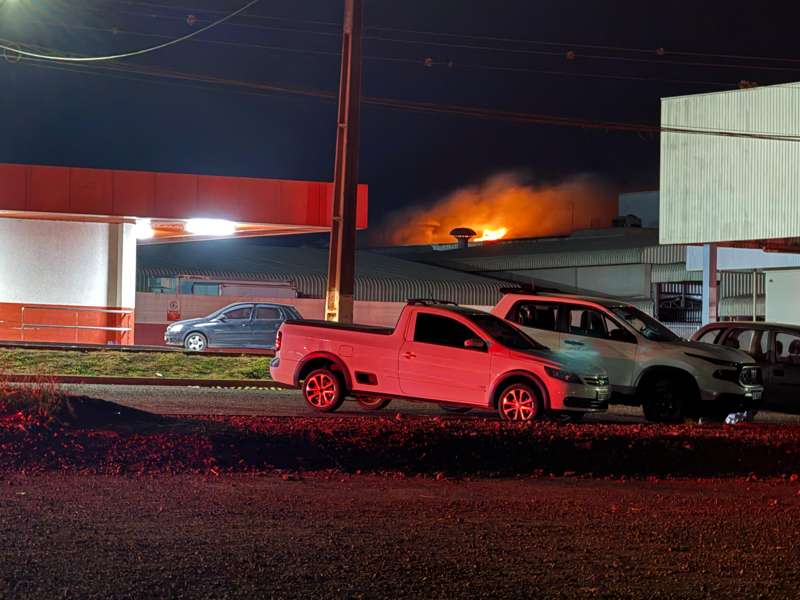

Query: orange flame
[474,227,508,242]
[372,174,618,247]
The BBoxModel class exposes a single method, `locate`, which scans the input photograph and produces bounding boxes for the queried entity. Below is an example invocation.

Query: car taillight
[275,330,282,352]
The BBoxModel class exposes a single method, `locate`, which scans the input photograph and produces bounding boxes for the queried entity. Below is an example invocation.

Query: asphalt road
[62,383,800,424]
[1,474,798,599]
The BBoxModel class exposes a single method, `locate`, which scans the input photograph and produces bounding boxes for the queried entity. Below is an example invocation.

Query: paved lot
[62,383,800,424]
[1,474,798,599]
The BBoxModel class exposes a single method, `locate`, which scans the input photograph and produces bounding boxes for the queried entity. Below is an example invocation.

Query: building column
[701,243,719,325]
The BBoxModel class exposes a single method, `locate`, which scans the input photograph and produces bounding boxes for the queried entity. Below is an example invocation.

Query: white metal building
[661,82,800,324]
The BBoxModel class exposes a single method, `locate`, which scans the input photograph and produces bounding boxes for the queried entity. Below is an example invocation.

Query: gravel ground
[61,384,800,424]
[0,474,798,599]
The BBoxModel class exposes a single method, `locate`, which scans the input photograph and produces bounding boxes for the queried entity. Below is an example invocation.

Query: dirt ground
[1,474,798,599]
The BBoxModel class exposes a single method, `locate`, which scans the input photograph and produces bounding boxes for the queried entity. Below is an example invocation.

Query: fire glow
[372,174,618,246]
[475,227,508,242]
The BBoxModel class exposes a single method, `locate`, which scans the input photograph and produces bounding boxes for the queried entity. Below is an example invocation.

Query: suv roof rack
[407,298,459,306]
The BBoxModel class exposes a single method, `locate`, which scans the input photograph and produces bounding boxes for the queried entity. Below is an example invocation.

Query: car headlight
[544,366,583,384]
[169,324,184,333]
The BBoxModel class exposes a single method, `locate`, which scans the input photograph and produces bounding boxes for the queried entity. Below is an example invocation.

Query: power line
[366,35,800,73]
[81,0,341,28]
[0,0,260,62]
[366,26,800,66]
[4,19,736,89]
[10,55,800,142]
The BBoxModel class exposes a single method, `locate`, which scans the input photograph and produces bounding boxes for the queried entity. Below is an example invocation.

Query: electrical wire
[10,55,800,142]
[0,0,260,62]
[366,35,800,73]
[78,0,341,28]
[366,26,800,65]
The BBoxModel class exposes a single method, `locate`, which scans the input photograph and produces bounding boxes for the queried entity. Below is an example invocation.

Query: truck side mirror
[464,338,486,350]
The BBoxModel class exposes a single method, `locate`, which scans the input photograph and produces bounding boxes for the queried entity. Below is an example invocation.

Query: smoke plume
[372,173,618,246]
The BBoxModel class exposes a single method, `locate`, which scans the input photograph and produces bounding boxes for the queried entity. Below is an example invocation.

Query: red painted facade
[0,163,368,228]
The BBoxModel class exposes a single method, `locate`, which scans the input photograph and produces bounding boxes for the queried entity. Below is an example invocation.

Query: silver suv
[492,291,763,422]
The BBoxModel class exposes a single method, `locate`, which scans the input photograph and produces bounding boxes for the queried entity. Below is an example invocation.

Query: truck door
[558,305,638,390]
[399,312,492,405]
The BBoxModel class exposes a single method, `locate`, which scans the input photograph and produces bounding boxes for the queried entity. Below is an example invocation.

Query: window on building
[413,313,481,350]
[147,277,176,294]
[507,301,558,331]
[656,282,702,323]
[192,283,221,296]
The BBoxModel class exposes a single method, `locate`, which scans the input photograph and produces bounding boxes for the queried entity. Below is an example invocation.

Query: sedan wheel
[498,383,543,422]
[184,333,207,352]
[303,368,345,413]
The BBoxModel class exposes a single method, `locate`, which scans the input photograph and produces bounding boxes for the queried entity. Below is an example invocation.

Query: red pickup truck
[270,300,610,421]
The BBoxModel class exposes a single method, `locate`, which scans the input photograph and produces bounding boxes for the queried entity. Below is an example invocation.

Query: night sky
[1,0,798,245]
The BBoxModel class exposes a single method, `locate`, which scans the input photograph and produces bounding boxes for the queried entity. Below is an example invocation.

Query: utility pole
[325,0,363,323]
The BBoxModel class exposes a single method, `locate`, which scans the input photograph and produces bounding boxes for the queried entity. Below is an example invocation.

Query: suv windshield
[465,313,548,351]
[609,306,679,342]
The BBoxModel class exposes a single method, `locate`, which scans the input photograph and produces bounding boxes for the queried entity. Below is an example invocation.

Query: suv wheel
[642,376,687,423]
[356,397,391,411]
[303,368,345,413]
[498,382,543,422]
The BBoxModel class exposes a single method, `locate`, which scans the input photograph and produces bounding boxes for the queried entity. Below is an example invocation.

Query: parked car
[270,300,610,422]
[692,321,800,412]
[492,290,764,423]
[164,302,303,351]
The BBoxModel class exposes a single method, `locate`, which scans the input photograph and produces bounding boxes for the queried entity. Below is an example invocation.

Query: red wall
[0,164,368,228]
[0,303,134,345]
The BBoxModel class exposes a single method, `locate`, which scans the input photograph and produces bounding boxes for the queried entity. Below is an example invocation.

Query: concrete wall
[0,218,136,344]
[0,218,135,307]
[510,263,652,298]
[766,270,800,325]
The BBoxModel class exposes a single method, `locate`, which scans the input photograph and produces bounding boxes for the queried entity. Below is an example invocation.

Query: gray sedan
[164,302,302,351]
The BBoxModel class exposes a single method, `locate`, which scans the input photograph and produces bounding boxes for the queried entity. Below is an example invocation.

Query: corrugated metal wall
[661,83,800,245]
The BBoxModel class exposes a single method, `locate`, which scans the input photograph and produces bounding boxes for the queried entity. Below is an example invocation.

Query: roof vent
[449,227,477,249]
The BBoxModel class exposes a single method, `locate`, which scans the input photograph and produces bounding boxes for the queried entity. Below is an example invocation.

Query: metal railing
[19,306,133,344]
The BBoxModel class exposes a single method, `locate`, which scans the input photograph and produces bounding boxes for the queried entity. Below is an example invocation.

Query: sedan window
[255,306,280,320]
[222,306,253,320]
[696,327,724,345]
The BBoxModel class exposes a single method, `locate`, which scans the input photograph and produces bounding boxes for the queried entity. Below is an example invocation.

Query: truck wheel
[184,332,207,352]
[302,368,345,413]
[356,397,391,411]
[498,382,543,422]
[642,376,686,423]
[440,405,472,414]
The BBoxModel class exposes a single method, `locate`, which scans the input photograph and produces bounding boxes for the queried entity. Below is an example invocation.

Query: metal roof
[374,229,688,273]
[137,242,510,305]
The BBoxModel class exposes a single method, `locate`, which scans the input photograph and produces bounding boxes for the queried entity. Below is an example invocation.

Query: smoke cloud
[371,173,619,247]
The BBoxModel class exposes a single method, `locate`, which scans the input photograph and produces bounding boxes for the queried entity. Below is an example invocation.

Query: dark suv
[692,322,800,412]
[164,302,303,351]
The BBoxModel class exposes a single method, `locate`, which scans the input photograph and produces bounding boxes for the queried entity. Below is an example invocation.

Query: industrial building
[660,81,800,324]
[0,163,367,345]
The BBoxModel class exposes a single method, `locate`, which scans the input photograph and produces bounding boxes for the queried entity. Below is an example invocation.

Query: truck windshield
[609,306,679,342]
[465,313,548,351]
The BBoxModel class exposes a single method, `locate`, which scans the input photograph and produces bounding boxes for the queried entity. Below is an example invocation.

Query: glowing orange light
[475,227,508,242]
